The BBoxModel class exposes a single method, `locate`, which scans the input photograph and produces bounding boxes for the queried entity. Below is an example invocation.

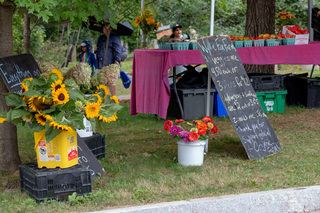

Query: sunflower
[0,117,5,123]
[49,68,64,81]
[89,94,102,105]
[21,82,28,93]
[35,113,47,126]
[28,96,43,111]
[51,79,65,92]
[146,17,155,25]
[95,85,109,100]
[52,88,69,104]
[135,17,140,26]
[110,96,119,105]
[98,112,118,123]
[46,115,73,131]
[85,102,101,119]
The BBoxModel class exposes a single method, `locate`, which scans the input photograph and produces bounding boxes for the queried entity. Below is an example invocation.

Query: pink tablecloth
[130,42,320,119]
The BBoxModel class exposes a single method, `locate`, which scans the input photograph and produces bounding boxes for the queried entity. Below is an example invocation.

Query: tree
[0,0,133,171]
[244,0,276,74]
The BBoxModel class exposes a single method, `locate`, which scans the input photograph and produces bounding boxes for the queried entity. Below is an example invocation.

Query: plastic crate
[243,40,253,47]
[285,75,320,108]
[283,38,295,45]
[19,163,92,203]
[275,39,283,45]
[312,7,320,33]
[167,88,215,120]
[164,43,172,50]
[214,90,228,117]
[253,39,265,47]
[233,41,244,48]
[158,43,165,50]
[256,90,287,113]
[265,39,276,46]
[189,42,198,50]
[171,42,190,50]
[82,133,105,159]
[248,73,286,92]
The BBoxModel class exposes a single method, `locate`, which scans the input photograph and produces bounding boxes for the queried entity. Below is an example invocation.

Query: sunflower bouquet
[135,7,160,36]
[0,69,122,142]
[164,116,218,143]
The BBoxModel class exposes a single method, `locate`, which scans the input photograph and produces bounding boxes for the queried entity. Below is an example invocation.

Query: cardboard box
[282,25,309,45]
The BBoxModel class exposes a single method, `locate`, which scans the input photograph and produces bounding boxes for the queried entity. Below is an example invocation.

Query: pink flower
[170,126,181,136]
[211,125,218,133]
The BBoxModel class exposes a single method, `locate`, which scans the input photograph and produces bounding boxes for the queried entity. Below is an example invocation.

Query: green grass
[1,64,320,212]
[1,104,320,212]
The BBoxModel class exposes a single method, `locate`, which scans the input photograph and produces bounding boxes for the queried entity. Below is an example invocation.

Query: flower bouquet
[0,68,122,142]
[164,116,218,143]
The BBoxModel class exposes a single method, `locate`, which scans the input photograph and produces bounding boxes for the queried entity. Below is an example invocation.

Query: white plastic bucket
[177,140,206,166]
[76,117,93,138]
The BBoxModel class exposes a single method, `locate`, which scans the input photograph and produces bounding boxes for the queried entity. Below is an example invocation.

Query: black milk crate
[285,75,320,108]
[167,88,215,120]
[312,7,320,33]
[248,73,286,92]
[19,163,92,203]
[82,133,105,159]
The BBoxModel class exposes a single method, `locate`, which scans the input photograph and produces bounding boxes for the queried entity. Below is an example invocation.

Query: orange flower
[146,17,155,25]
[135,17,140,26]
[197,122,207,131]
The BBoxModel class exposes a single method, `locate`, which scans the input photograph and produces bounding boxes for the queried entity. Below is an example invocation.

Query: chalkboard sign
[77,134,105,180]
[197,36,281,160]
[0,53,41,93]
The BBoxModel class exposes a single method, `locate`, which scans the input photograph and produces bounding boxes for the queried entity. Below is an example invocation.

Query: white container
[76,117,93,138]
[177,140,206,166]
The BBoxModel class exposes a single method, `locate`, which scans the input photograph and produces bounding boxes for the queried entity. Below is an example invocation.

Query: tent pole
[308,0,314,41]
[206,0,215,116]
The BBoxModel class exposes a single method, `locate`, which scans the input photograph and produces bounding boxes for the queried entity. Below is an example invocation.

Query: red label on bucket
[68,148,78,161]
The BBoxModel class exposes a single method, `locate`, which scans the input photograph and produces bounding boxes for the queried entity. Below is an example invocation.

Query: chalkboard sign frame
[77,134,105,180]
[0,53,41,93]
[196,36,281,160]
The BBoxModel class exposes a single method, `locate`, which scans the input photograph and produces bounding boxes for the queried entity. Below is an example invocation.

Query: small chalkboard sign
[77,134,105,180]
[0,53,41,93]
[197,36,281,160]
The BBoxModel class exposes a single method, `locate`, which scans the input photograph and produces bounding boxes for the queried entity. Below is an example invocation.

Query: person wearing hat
[79,40,97,75]
[169,24,184,42]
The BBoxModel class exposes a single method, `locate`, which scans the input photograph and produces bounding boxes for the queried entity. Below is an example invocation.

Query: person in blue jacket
[79,40,97,75]
[95,26,122,68]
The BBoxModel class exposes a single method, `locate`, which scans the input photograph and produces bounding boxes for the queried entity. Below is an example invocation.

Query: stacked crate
[285,73,320,108]
[214,73,287,117]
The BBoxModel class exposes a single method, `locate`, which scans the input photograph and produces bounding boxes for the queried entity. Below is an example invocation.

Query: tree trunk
[244,0,276,74]
[23,12,31,53]
[0,3,21,171]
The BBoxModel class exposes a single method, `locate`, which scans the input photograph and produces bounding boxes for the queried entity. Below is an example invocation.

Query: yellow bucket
[34,130,78,168]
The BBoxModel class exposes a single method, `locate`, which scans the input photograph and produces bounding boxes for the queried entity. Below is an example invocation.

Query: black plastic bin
[82,133,105,159]
[248,73,286,92]
[19,163,92,203]
[167,88,215,120]
[285,75,320,108]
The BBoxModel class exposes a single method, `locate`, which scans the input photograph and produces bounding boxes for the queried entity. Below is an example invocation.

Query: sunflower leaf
[5,92,24,107]
[6,108,31,121]
[70,112,85,130]
[45,126,61,142]
[61,100,76,111]
[69,89,86,102]
[31,122,45,132]
[90,118,98,133]
[23,90,41,97]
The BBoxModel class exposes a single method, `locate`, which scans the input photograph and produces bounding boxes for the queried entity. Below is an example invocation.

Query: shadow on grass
[210,136,248,160]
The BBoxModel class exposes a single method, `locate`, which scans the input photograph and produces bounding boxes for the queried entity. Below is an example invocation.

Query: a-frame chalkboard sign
[0,53,41,93]
[197,36,281,160]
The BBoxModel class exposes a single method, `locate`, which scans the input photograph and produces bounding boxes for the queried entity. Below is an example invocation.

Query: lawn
[0,62,319,212]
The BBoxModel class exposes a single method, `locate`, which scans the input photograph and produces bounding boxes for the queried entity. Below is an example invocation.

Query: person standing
[79,40,97,76]
[95,26,121,96]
